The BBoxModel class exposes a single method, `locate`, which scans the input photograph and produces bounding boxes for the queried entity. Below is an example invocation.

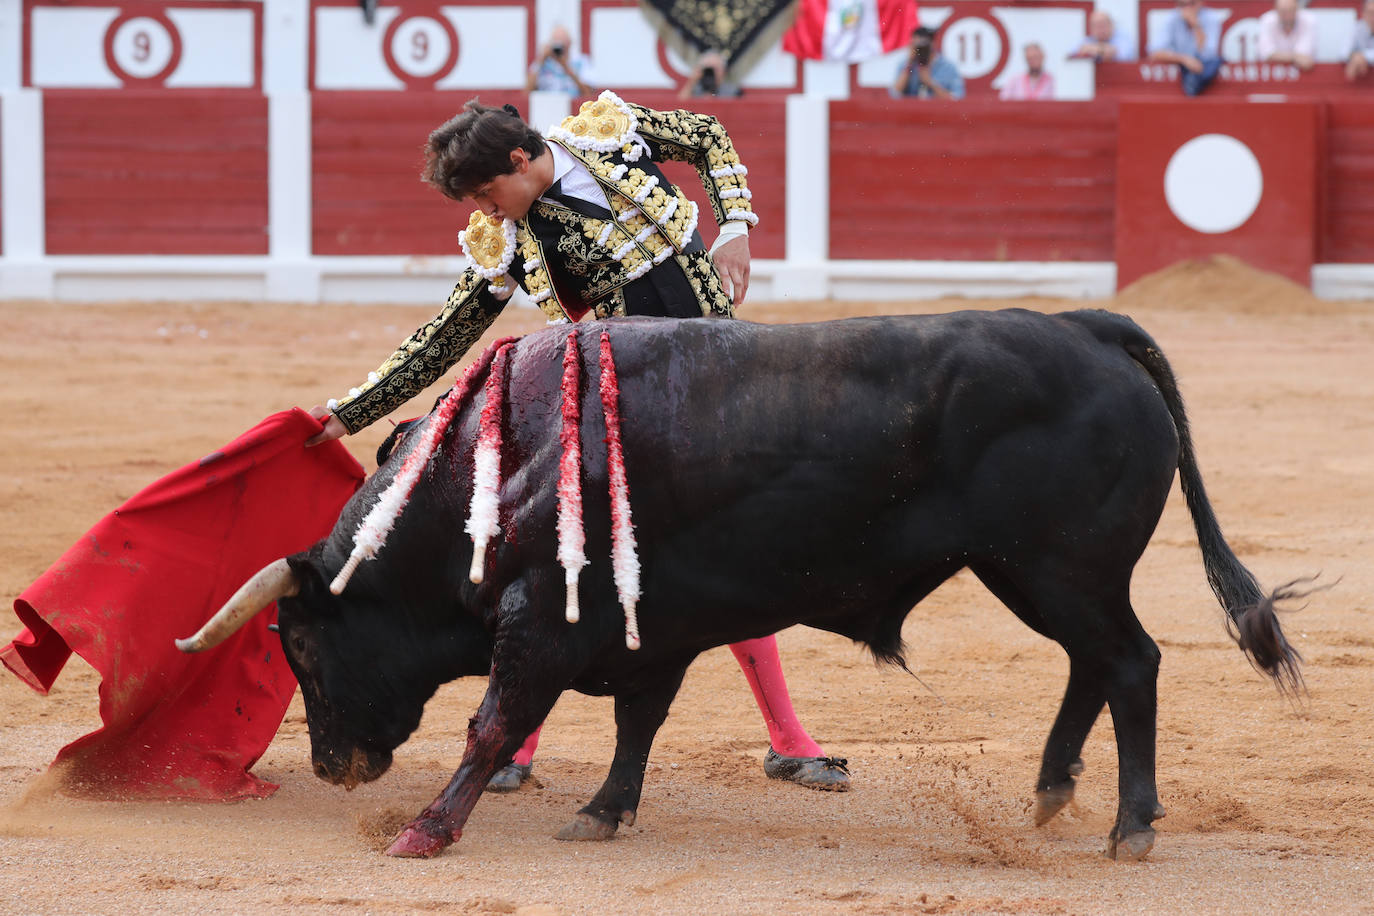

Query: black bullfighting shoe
[763,747,851,791]
[484,762,533,793]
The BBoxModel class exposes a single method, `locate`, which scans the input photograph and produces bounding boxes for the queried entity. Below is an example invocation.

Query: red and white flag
[783,0,918,62]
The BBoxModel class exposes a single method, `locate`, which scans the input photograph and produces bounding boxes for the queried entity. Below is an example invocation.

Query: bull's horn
[175,558,299,653]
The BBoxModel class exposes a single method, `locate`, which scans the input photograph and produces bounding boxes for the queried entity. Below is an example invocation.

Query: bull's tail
[1077,310,1307,694]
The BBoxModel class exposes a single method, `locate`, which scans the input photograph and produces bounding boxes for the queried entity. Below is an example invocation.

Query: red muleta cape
[2,409,364,800]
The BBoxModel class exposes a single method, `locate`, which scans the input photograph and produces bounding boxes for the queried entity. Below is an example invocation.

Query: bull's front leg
[557,665,689,841]
[387,675,559,858]
[387,577,570,857]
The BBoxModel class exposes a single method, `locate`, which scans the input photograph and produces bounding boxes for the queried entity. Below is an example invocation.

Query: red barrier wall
[828,99,1118,261]
[310,92,502,256]
[1115,101,1322,288]
[44,91,268,255]
[1322,101,1374,264]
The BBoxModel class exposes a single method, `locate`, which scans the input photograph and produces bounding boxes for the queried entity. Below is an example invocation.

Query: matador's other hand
[305,405,348,447]
[713,235,751,307]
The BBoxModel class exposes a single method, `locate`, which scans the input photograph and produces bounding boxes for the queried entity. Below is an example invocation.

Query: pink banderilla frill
[598,330,642,650]
[466,341,516,584]
[557,330,588,623]
[329,337,519,595]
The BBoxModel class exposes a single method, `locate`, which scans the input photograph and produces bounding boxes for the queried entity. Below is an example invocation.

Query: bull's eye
[292,635,306,653]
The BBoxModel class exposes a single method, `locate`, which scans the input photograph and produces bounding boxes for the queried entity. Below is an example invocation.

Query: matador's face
[469,147,546,222]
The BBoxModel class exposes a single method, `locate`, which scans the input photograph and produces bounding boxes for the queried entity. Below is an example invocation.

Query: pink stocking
[730,635,824,758]
[512,725,542,767]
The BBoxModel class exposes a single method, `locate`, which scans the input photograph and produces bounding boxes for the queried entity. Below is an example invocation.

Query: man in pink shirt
[1000,43,1056,99]
[1258,0,1317,69]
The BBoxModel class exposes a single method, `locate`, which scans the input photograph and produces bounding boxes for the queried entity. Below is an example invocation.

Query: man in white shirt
[1257,0,1317,70]
[1070,10,1138,62]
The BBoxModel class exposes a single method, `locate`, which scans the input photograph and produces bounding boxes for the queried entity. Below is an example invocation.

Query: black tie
[542,175,614,220]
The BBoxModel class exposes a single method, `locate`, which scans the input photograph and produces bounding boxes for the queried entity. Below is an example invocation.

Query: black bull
[179,309,1303,861]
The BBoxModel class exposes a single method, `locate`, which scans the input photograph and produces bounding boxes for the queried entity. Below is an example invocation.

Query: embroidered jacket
[329,92,755,434]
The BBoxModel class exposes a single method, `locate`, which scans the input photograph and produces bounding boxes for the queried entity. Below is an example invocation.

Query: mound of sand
[1114,255,1329,315]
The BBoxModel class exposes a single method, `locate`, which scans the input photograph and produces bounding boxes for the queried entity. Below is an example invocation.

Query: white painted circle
[941,17,1003,80]
[390,17,452,78]
[1163,134,1264,234]
[111,17,174,79]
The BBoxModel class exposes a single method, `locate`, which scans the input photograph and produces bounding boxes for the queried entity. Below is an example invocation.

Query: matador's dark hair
[421,99,548,201]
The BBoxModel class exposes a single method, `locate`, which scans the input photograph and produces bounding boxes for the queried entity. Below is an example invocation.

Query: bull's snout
[311,746,392,790]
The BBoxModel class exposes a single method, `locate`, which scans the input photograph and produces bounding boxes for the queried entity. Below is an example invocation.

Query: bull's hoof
[763,748,851,791]
[386,824,453,858]
[555,812,619,841]
[484,763,532,794]
[1033,783,1076,826]
[1106,827,1156,862]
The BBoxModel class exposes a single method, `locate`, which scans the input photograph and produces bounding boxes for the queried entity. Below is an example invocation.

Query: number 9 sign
[382,14,460,87]
[103,11,183,85]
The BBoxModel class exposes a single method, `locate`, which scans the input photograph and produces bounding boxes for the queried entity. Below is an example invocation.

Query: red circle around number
[103,10,183,86]
[381,13,461,89]
[654,39,693,84]
[935,14,1012,88]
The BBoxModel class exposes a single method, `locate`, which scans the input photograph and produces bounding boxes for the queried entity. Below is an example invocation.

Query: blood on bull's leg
[387,579,572,858]
[556,664,690,841]
[385,683,543,857]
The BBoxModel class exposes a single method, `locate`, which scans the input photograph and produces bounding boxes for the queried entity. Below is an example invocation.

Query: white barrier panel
[313,4,528,90]
[27,2,261,89]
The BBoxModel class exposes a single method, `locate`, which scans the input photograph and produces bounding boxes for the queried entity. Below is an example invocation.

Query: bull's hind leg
[1100,621,1165,861]
[975,565,1164,860]
[1033,660,1108,826]
[557,664,689,842]
[1044,599,1164,860]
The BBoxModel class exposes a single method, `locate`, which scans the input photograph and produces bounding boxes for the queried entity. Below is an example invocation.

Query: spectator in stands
[1070,10,1138,62]
[892,26,965,99]
[1001,43,1056,99]
[526,24,593,96]
[1148,0,1223,96]
[1258,0,1317,70]
[678,50,743,99]
[1347,0,1374,80]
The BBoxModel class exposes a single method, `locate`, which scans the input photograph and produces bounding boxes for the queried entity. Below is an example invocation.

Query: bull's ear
[284,549,334,609]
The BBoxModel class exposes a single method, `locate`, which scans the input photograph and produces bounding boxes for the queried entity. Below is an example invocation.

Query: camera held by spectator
[679,50,742,99]
[526,24,593,96]
[891,27,965,99]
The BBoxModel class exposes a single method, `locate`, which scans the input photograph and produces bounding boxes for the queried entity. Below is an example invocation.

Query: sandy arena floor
[1,257,1372,915]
